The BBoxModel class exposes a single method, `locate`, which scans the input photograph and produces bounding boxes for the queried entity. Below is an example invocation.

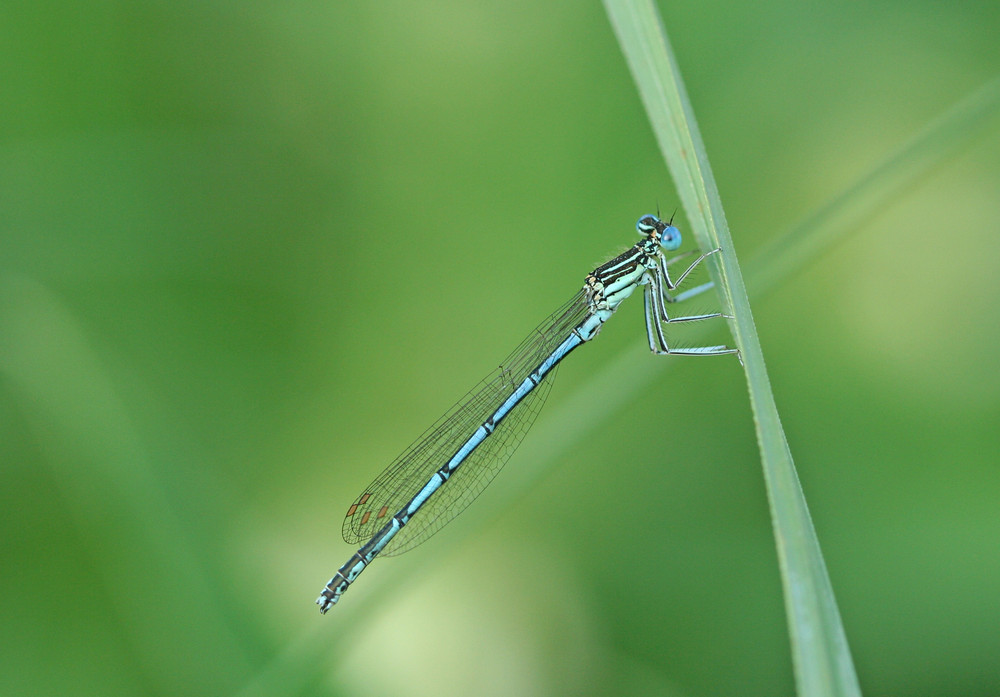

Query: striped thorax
[581,214,681,340]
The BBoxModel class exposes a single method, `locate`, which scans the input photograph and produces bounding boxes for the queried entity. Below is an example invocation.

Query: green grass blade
[0,275,257,693]
[746,75,1000,299]
[603,1,863,695]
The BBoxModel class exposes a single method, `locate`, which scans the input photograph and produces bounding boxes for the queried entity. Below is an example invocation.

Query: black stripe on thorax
[592,246,644,284]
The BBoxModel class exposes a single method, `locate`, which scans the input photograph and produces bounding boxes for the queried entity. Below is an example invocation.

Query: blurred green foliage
[1,2,999,696]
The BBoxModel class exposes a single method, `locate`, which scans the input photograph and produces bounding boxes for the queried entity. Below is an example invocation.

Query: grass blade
[747,75,1000,298]
[603,1,863,695]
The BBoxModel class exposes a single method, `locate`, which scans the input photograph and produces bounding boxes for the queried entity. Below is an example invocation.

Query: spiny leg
[659,247,723,303]
[663,249,697,268]
[656,247,733,323]
[648,269,731,325]
[644,284,739,357]
[670,281,714,304]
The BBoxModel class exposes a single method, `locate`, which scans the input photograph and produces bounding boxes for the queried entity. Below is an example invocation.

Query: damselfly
[317,213,737,612]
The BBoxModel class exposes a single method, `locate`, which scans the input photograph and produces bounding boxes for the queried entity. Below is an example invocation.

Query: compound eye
[635,214,659,236]
[660,225,682,251]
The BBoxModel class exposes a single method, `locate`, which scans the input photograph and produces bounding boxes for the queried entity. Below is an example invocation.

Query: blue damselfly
[317,213,736,612]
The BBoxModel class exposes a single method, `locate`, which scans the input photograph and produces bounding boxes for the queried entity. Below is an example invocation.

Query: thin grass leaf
[0,275,257,694]
[747,75,1000,298]
[602,0,862,695]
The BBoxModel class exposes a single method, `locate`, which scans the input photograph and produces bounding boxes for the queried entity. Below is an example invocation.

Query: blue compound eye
[660,225,682,251]
[636,214,659,236]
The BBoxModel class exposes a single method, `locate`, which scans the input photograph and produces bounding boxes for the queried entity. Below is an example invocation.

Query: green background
[2,2,999,696]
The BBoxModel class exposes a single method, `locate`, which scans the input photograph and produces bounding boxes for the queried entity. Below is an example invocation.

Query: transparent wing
[383,365,556,556]
[342,290,591,554]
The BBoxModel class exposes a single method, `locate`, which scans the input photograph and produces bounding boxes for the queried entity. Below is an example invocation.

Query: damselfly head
[636,214,682,252]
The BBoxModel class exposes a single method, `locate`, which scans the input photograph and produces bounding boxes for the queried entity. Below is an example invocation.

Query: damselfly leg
[644,247,739,357]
